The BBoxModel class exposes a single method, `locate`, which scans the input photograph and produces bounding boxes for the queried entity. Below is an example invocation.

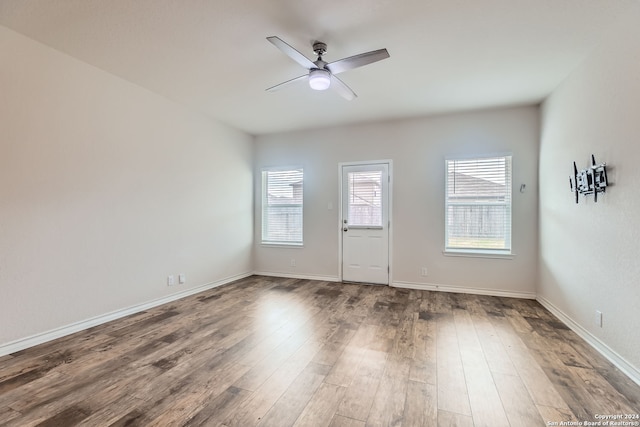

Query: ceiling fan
[265,36,390,100]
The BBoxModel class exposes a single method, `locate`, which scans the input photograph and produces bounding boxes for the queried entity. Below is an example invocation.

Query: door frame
[337,160,393,284]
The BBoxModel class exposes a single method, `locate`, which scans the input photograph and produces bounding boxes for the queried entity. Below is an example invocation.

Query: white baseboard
[253,271,340,283]
[392,280,536,299]
[0,272,253,357]
[536,295,640,387]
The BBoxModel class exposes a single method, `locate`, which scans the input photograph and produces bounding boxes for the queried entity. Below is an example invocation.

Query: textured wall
[0,26,254,346]
[539,7,640,374]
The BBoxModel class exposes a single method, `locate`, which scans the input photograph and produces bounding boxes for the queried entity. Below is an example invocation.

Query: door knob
[343,227,348,232]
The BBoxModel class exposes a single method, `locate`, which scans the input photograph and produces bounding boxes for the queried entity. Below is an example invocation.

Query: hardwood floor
[1,276,638,426]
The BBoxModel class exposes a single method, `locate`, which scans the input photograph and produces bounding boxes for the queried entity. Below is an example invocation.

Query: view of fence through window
[445,156,512,252]
[262,169,303,244]
[348,171,382,227]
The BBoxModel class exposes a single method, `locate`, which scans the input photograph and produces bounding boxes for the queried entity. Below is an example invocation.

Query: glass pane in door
[347,171,383,227]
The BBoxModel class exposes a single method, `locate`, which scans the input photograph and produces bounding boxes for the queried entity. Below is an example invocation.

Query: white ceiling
[0,0,637,135]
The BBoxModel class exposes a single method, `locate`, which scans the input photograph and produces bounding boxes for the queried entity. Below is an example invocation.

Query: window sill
[443,249,514,260]
[261,242,304,248]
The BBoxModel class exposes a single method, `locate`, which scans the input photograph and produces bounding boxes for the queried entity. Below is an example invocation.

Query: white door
[341,163,390,284]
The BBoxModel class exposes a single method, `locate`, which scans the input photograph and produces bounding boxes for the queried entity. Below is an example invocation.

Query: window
[445,156,512,254]
[262,168,303,245]
[347,170,383,227]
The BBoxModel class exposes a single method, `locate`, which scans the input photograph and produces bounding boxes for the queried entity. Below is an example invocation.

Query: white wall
[539,7,640,375]
[0,26,254,348]
[254,106,539,296]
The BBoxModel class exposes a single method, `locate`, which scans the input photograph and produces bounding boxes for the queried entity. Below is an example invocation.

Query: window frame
[444,154,513,258]
[261,167,304,246]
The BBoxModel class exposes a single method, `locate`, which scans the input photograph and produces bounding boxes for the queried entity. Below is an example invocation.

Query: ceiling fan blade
[326,48,390,75]
[266,74,308,92]
[330,75,357,100]
[267,36,316,70]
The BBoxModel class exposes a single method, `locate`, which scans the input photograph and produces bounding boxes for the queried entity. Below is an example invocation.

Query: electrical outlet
[167,275,175,286]
[420,267,428,276]
[179,274,186,284]
[595,310,603,327]
[290,259,296,267]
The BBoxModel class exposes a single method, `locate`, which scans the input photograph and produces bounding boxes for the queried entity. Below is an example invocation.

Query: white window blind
[445,156,512,253]
[262,169,303,245]
[347,170,383,227]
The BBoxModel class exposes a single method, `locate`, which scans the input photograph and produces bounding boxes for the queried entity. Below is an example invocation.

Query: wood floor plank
[569,365,638,416]
[15,362,164,426]
[324,345,366,387]
[326,317,363,346]
[348,323,378,349]
[0,354,14,363]
[403,380,437,426]
[329,415,366,427]
[436,312,471,417]
[535,404,578,425]
[408,315,436,385]
[233,297,353,394]
[555,328,612,370]
[293,382,346,427]
[437,409,474,427]
[454,308,510,427]
[489,313,571,410]
[596,366,640,410]
[367,324,396,353]
[182,385,252,427]
[493,372,546,427]
[390,298,419,358]
[232,329,312,392]
[0,371,70,417]
[224,340,323,427]
[33,404,91,427]
[76,395,146,427]
[0,407,22,424]
[365,354,411,427]
[312,341,349,367]
[470,310,519,377]
[49,365,162,426]
[144,361,252,426]
[233,327,296,368]
[254,362,329,427]
[1,276,638,427]
[336,349,387,421]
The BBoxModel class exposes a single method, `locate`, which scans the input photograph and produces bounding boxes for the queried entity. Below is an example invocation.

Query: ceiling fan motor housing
[313,41,327,56]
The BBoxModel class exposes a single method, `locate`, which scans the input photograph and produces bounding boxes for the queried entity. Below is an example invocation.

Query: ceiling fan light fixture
[308,68,331,90]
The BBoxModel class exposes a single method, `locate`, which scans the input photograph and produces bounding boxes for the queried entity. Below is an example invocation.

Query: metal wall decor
[569,155,608,203]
